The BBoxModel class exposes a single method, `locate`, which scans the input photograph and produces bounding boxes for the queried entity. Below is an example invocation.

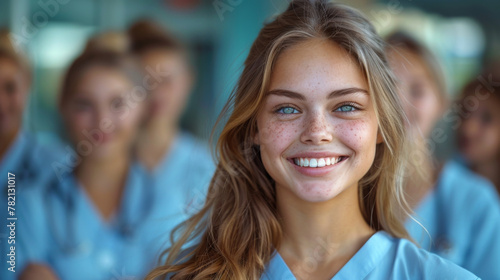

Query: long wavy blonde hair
[147,0,411,279]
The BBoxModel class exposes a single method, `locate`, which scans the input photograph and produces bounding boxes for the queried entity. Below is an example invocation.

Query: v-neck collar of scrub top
[261,231,392,280]
[54,161,149,251]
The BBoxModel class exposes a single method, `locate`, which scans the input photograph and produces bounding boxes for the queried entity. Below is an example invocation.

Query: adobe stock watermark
[213,0,244,21]
[50,64,170,182]
[10,0,70,51]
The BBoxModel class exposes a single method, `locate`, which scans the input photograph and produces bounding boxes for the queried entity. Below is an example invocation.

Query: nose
[94,106,111,128]
[300,112,333,145]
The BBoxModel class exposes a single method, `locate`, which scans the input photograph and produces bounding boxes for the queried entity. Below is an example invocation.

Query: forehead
[142,49,183,66]
[73,66,131,96]
[0,57,23,77]
[388,48,433,84]
[269,38,368,95]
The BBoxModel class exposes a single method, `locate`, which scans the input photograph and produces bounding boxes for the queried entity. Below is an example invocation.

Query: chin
[88,144,119,160]
[290,182,346,203]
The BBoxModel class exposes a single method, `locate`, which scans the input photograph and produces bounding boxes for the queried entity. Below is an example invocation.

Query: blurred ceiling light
[34,23,94,68]
[441,18,485,58]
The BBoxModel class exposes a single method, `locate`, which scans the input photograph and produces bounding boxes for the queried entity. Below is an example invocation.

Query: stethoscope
[45,165,155,255]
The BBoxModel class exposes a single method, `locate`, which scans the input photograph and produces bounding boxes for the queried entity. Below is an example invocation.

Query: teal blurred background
[0,0,498,156]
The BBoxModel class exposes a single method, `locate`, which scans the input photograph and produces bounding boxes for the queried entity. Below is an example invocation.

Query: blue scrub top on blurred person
[0,131,63,190]
[261,231,479,280]
[138,132,216,217]
[1,131,64,280]
[16,132,215,280]
[405,160,500,280]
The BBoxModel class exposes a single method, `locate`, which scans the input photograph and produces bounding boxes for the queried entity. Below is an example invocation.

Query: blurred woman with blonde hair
[17,44,149,279]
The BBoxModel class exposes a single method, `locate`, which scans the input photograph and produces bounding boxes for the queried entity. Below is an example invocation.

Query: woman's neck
[0,128,20,160]
[276,183,374,279]
[135,120,178,170]
[75,154,130,220]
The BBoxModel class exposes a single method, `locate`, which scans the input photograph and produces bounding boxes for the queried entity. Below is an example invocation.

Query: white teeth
[292,156,345,168]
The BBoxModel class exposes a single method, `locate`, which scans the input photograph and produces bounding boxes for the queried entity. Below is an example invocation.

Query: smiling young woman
[145,0,479,279]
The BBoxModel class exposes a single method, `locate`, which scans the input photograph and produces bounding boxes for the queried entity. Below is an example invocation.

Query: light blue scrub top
[261,231,479,280]
[1,132,64,280]
[16,132,215,280]
[139,132,216,216]
[0,131,62,189]
[405,160,500,280]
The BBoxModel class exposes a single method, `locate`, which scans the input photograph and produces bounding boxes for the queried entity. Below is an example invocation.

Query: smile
[292,156,348,168]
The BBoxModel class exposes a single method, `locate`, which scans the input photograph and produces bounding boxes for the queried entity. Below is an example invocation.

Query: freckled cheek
[336,120,378,154]
[259,120,298,146]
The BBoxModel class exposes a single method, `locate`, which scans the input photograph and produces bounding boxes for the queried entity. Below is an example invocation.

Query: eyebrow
[266,87,368,100]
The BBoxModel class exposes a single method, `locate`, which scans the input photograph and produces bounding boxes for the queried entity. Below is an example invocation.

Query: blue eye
[335,105,357,112]
[277,106,300,114]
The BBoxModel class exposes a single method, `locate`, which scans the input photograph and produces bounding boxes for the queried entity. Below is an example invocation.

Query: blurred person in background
[0,30,31,171]
[83,31,130,54]
[17,44,161,280]
[0,28,63,280]
[128,20,215,217]
[457,66,500,194]
[387,31,500,280]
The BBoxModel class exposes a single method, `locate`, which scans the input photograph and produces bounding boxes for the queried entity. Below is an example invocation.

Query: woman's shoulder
[380,232,479,279]
[437,160,500,218]
[440,160,497,195]
[18,170,75,223]
[177,132,214,163]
